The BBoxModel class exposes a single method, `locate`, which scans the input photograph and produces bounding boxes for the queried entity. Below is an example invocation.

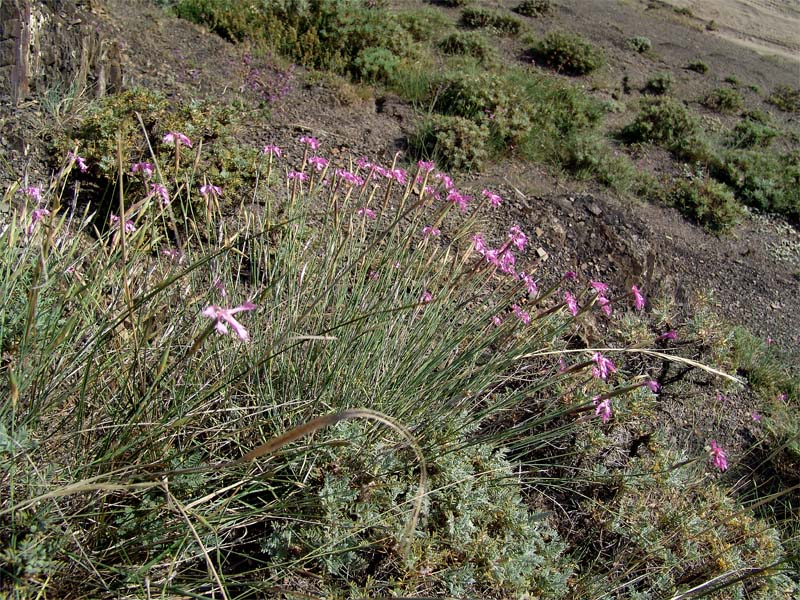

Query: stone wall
[0,0,121,103]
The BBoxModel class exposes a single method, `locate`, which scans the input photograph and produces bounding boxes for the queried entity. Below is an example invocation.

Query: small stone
[537,247,549,260]
[535,227,544,237]
[587,203,602,216]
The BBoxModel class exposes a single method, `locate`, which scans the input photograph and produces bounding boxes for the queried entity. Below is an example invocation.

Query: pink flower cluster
[163,131,192,147]
[203,302,257,342]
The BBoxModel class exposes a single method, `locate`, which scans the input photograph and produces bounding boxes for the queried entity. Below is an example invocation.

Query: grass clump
[768,85,800,113]
[669,175,743,232]
[461,7,524,35]
[514,0,553,17]
[437,31,495,62]
[687,59,710,74]
[726,116,778,149]
[532,30,605,76]
[625,35,652,53]
[643,71,673,95]
[703,87,744,113]
[621,97,706,160]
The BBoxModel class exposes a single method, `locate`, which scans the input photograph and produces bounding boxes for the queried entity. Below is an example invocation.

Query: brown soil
[2,0,798,364]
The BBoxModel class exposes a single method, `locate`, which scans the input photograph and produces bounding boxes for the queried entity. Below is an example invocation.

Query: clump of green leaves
[409,114,490,170]
[514,0,553,17]
[438,31,494,62]
[703,87,744,114]
[621,97,706,160]
[461,7,523,35]
[533,30,605,76]
[643,71,673,95]
[669,175,742,232]
[687,59,710,74]
[726,116,777,149]
[768,86,800,113]
[625,35,652,53]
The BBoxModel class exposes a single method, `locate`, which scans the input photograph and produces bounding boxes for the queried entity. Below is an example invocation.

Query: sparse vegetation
[625,35,652,53]
[514,0,553,17]
[768,85,800,113]
[533,30,605,75]
[704,87,744,113]
[669,175,743,232]
[461,7,524,35]
[688,59,710,74]
[438,31,494,62]
[622,96,706,160]
[643,71,673,95]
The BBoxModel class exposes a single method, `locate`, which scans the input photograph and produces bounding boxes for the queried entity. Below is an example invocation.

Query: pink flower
[262,144,282,157]
[161,248,184,262]
[335,169,363,186]
[590,280,609,295]
[447,189,470,212]
[422,185,440,200]
[417,160,435,172]
[499,249,516,275]
[150,183,170,205]
[21,186,41,201]
[564,270,577,280]
[512,304,531,325]
[199,184,223,199]
[596,294,612,316]
[564,291,579,316]
[594,397,612,423]
[507,225,527,251]
[287,171,308,181]
[213,279,227,298]
[434,172,454,189]
[355,156,373,170]
[643,380,661,393]
[109,214,136,233]
[27,208,51,235]
[308,156,328,171]
[766,336,774,345]
[558,357,567,373]
[482,189,502,207]
[519,272,538,296]
[657,330,678,341]
[202,301,257,342]
[422,226,440,238]
[299,135,320,150]
[591,352,617,380]
[709,440,728,471]
[631,285,646,311]
[472,234,487,255]
[131,162,154,179]
[163,131,192,147]
[356,207,376,220]
[491,315,503,326]
[751,412,762,422]
[777,392,788,402]
[420,290,433,304]
[68,151,88,172]
[390,168,407,185]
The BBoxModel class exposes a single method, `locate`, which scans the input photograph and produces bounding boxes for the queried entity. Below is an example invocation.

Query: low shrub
[687,59,709,74]
[533,30,605,76]
[514,0,553,17]
[726,118,777,149]
[670,176,742,232]
[723,74,740,86]
[437,31,494,62]
[352,46,401,83]
[625,35,652,53]
[461,7,523,35]
[621,97,706,160]
[409,114,490,170]
[395,8,450,42]
[703,87,744,113]
[768,85,800,113]
[643,71,673,95]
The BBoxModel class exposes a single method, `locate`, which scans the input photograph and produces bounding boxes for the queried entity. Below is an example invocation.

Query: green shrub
[687,59,709,74]
[621,97,706,160]
[409,114,490,170]
[461,7,523,35]
[625,35,652,53]
[713,149,800,222]
[175,0,418,80]
[533,30,605,75]
[723,74,740,86]
[514,0,553,17]
[395,7,450,41]
[670,176,742,232]
[768,85,800,113]
[703,87,744,113]
[437,31,494,62]
[726,118,777,149]
[643,71,673,95]
[352,46,401,83]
